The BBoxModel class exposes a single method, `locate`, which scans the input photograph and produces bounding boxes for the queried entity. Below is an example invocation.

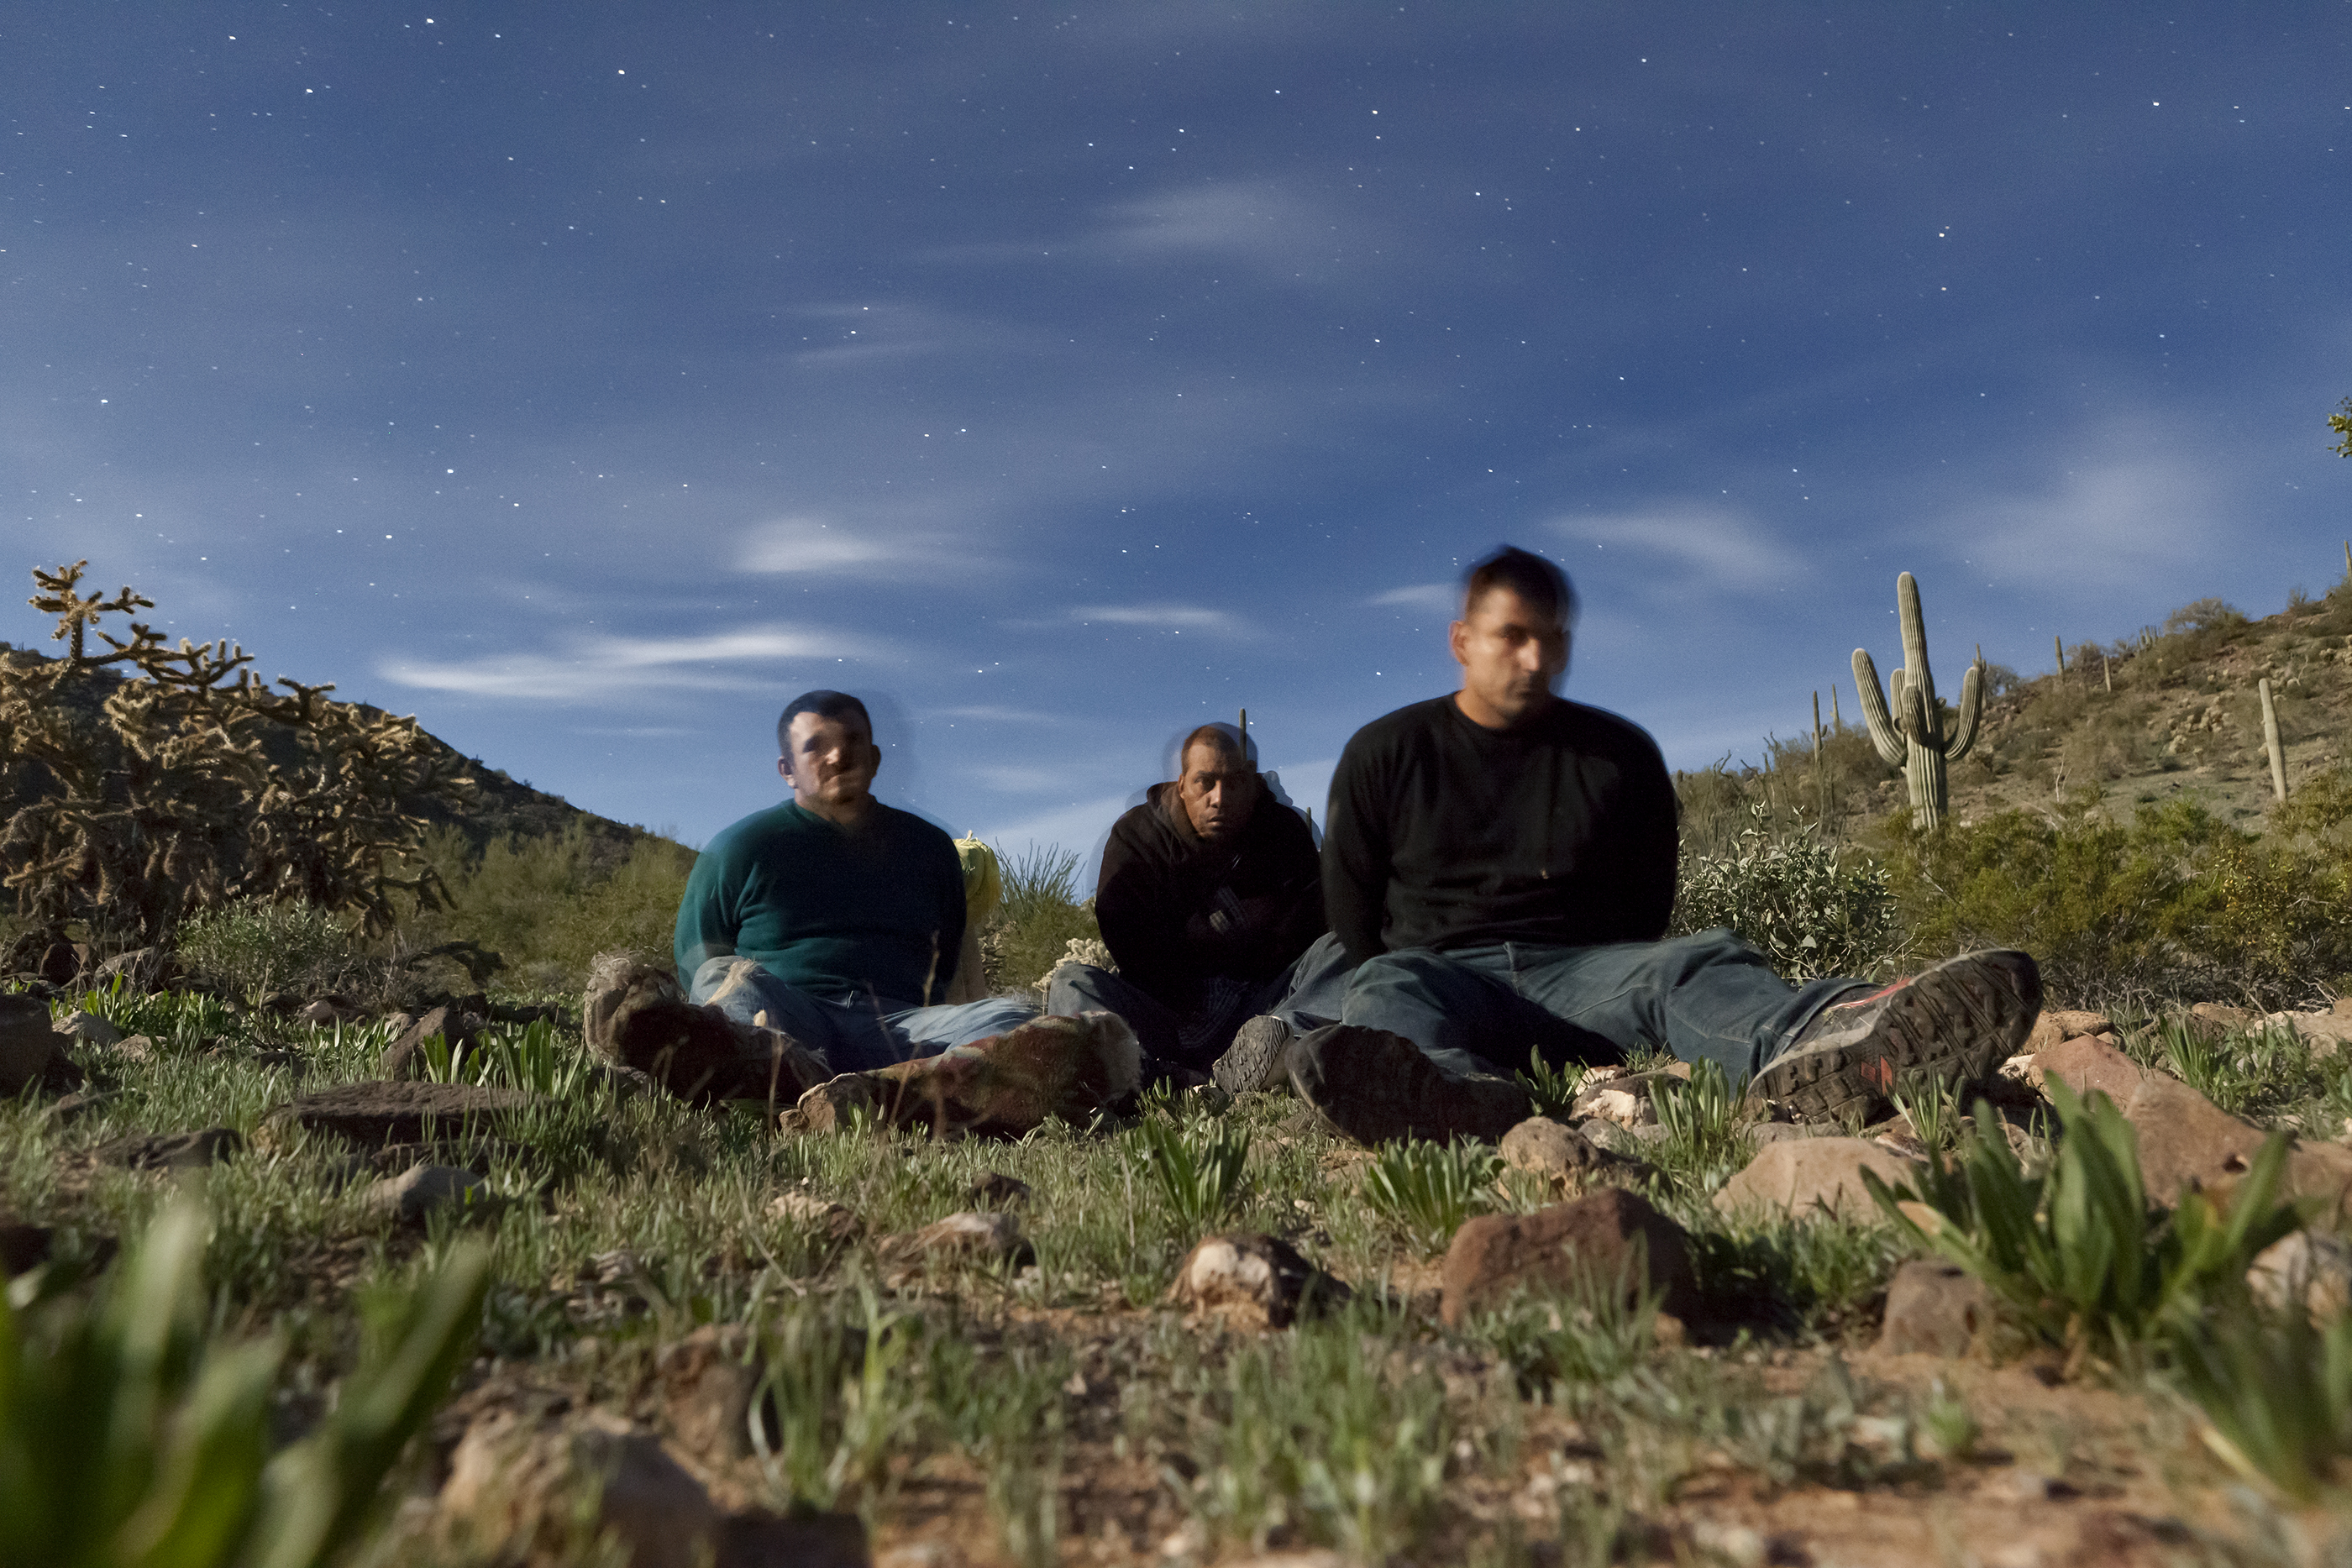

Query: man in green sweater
[668,690,1039,1072]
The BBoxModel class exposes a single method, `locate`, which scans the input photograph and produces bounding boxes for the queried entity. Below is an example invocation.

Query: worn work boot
[1285,1024,1532,1147]
[822,1010,1143,1138]
[582,952,828,1107]
[1746,949,2043,1125]
[1212,1015,1300,1097]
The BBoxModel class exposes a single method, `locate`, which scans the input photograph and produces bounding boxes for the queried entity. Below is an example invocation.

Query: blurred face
[779,710,880,822]
[1450,584,1569,729]
[1178,739,1256,842]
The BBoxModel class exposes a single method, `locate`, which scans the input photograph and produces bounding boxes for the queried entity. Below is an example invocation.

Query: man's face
[1178,740,1256,842]
[1449,584,1569,727]
[779,710,880,811]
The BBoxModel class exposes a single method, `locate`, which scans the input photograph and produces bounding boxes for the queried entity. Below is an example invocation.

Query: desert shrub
[0,563,469,950]
[1670,809,1902,981]
[397,822,694,994]
[175,894,352,1001]
[979,844,1100,993]
[2164,596,2250,637]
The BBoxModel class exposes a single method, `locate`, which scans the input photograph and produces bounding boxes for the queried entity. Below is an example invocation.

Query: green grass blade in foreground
[2172,1305,2352,1502]
[1131,1116,1251,1231]
[1362,1139,1499,1255]
[1515,1046,1587,1120]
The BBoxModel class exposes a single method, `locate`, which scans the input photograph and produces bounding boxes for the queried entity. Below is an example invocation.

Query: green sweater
[673,800,966,1007]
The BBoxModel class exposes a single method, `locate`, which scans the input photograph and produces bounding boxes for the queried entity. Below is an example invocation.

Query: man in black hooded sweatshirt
[1047,723,1350,1079]
[1211,544,2043,1146]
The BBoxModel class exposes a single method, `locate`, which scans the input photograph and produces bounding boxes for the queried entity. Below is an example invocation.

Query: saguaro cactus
[1852,572,1985,831]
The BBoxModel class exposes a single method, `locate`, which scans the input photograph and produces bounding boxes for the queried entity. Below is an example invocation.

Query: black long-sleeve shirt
[1095,781,1326,1015]
[1322,695,1677,966]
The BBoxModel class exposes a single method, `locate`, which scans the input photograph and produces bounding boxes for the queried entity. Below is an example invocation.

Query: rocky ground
[6,983,2352,1567]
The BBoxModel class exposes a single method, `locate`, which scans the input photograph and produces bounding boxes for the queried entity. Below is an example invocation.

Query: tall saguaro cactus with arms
[1852,571,1985,831]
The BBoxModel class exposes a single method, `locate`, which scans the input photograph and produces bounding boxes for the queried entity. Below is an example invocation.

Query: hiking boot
[1286,1024,1532,1146]
[582,952,827,1107]
[1212,1015,1299,1097]
[856,1010,1142,1137]
[1747,949,2043,1124]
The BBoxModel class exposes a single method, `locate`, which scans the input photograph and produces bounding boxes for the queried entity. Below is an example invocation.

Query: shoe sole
[1752,950,2042,1124]
[1213,1016,1292,1097]
[1288,1025,1530,1146]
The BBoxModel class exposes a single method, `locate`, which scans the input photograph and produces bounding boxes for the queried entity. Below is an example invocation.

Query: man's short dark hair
[1178,722,1253,773]
[1462,545,1578,628]
[778,690,873,753]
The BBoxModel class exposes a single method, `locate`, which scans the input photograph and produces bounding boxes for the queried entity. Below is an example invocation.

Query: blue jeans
[1047,931,1354,1073]
[1338,928,1865,1086]
[689,957,1038,1075]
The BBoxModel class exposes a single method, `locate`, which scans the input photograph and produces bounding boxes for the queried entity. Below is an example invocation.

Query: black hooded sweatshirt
[1093,780,1326,1015]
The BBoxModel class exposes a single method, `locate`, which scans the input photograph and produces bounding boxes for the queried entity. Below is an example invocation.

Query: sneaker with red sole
[1746,949,2042,1124]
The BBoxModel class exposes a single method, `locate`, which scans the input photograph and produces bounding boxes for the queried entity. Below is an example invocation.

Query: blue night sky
[8,6,2350,868]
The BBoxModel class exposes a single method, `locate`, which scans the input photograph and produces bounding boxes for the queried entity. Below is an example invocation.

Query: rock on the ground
[257,1080,538,1151]
[1167,1233,1350,1330]
[0,995,64,1094]
[874,1210,1032,1274]
[367,1162,489,1225]
[2264,1009,2352,1059]
[110,1034,155,1063]
[2031,1033,2150,1104]
[377,1004,487,1079]
[1877,1258,1998,1356]
[438,1407,866,1568]
[1499,1115,1651,1188]
[766,1189,865,1248]
[1439,1187,1699,1328]
[1711,1136,1920,1222]
[785,1074,879,1133]
[2187,1001,2255,1034]
[53,1009,120,1047]
[2117,1072,2270,1201]
[94,1127,244,1171]
[2247,1230,2352,1319]
[2024,1009,2115,1055]
[654,1323,760,1466]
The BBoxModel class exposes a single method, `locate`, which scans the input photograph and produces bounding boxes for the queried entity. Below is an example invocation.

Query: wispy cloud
[738,516,942,575]
[1944,448,2218,595]
[380,623,887,701]
[921,705,1065,726]
[1070,602,1247,633]
[1546,504,1803,590]
[1367,582,1457,614]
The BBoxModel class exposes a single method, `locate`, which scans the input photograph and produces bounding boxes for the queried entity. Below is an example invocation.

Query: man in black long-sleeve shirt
[1049,723,1349,1078]
[1251,545,2041,1146]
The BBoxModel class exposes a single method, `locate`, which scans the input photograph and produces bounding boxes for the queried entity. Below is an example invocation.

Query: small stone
[966,1170,1032,1209]
[439,1408,724,1568]
[257,1080,538,1151]
[1166,1233,1350,1330]
[367,1162,488,1225]
[2247,1230,2352,1319]
[94,1127,244,1171]
[2265,1009,2352,1060]
[766,1190,865,1247]
[1499,1115,1651,1188]
[1439,1187,1699,1328]
[1877,1258,1996,1356]
[296,999,339,1026]
[2118,1072,2269,1201]
[1686,1520,1768,1568]
[376,1004,486,1079]
[1184,1082,1233,1115]
[2033,1032,2151,1107]
[1711,1137,1920,1221]
[2024,1009,2114,1055]
[785,1074,879,1134]
[1579,1086,1653,1128]
[0,995,64,1095]
[874,1211,1032,1274]
[53,1009,120,1047]
[111,1033,155,1062]
[654,1324,759,1466]
[2186,1002,2254,1035]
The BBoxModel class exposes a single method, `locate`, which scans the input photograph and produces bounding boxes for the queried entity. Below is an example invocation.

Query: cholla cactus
[0,561,472,948]
[1851,572,1984,831]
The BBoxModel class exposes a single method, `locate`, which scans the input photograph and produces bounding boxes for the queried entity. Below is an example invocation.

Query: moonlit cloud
[1368,583,1457,613]
[380,623,888,702]
[738,517,937,574]
[1547,505,1803,591]
[1946,448,2219,595]
[1069,603,1247,633]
